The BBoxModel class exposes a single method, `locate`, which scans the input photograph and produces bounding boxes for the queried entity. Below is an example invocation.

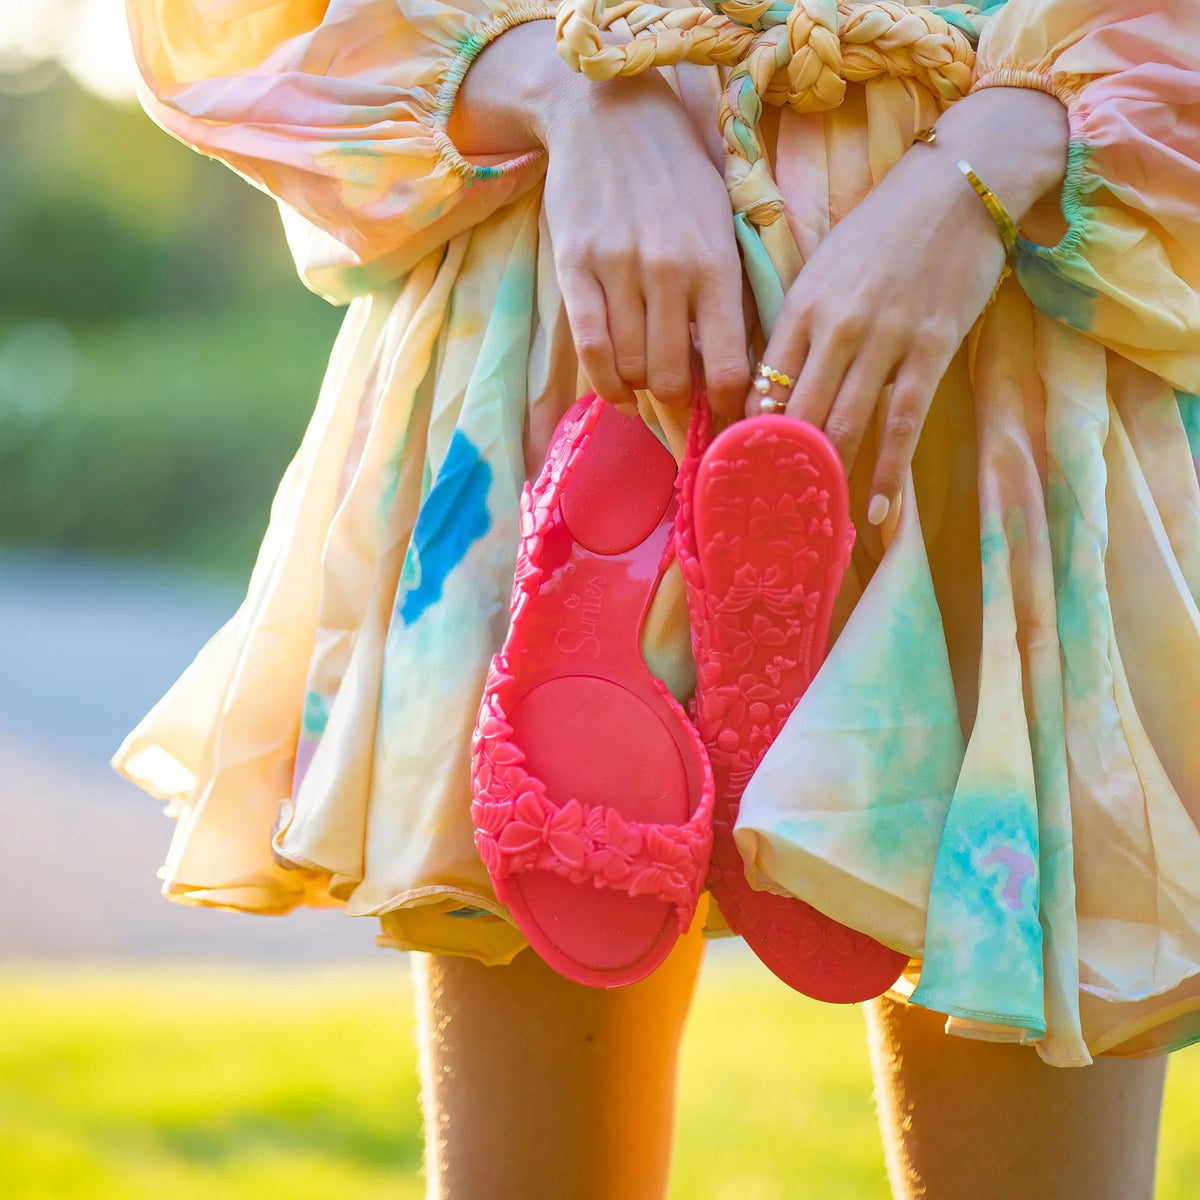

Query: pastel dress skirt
[116,0,1200,1065]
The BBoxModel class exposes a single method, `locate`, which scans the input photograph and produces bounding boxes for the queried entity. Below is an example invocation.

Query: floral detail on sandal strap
[472,679,711,925]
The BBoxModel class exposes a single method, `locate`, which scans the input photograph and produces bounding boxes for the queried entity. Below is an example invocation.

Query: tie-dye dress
[116,0,1200,1065]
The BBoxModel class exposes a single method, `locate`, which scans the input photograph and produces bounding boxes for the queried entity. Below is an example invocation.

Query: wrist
[926,86,1070,221]
[449,17,678,157]
[449,19,588,156]
[535,68,681,150]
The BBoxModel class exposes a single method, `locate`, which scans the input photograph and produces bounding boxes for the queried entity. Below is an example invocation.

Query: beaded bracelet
[912,128,1019,256]
[957,161,1018,254]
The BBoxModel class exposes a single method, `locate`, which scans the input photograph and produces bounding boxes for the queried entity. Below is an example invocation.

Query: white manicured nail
[868,494,890,526]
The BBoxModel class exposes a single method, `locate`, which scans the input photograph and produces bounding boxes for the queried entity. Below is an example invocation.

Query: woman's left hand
[750,86,1071,526]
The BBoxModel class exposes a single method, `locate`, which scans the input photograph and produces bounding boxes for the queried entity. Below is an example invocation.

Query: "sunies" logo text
[555,574,606,658]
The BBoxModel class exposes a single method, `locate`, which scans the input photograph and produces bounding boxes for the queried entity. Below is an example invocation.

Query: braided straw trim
[557,2,755,78]
[557,0,977,108]
[781,0,844,112]
[838,3,975,105]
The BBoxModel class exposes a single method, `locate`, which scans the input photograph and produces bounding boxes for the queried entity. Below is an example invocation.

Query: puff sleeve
[125,0,557,296]
[974,1,1200,392]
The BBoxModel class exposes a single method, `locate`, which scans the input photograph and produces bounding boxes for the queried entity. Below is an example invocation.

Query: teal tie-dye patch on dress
[115,0,1200,1063]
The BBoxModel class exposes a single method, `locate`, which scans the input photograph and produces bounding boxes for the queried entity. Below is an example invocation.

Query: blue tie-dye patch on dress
[115,0,1200,1065]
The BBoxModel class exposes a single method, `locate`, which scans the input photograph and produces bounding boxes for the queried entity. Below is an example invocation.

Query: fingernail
[868,494,890,526]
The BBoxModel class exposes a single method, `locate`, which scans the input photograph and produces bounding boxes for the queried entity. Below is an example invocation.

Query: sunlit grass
[0,964,423,1200]
[671,965,887,1200]
[1,961,1198,1199]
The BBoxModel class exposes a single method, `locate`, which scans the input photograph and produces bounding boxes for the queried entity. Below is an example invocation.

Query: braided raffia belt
[555,0,989,330]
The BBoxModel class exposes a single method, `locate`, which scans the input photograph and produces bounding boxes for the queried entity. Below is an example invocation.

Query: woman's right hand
[449,20,749,415]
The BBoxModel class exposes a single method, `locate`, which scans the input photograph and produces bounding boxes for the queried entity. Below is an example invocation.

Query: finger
[820,336,905,476]
[645,275,693,406]
[784,322,859,430]
[868,338,952,525]
[694,275,751,418]
[745,338,808,420]
[559,266,634,404]
[604,274,649,392]
[745,297,810,420]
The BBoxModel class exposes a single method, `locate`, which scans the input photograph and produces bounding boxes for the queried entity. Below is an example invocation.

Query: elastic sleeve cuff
[970,67,1092,264]
[971,66,1079,109]
[431,5,558,184]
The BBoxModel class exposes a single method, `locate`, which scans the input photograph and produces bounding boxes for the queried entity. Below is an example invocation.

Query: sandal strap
[472,685,710,920]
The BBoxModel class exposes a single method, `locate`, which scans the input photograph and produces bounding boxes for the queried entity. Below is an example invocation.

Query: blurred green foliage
[0,74,320,319]
[0,302,342,573]
[0,73,342,575]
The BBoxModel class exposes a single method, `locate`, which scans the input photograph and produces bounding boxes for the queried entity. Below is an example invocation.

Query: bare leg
[415,917,705,1200]
[866,995,1167,1200]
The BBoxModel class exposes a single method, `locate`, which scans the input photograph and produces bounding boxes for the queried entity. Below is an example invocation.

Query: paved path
[0,552,377,961]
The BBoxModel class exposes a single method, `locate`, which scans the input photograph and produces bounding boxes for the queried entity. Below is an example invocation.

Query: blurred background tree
[0,1,341,575]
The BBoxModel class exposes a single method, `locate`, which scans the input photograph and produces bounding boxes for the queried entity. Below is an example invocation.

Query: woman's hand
[449,21,749,415]
[750,86,1070,525]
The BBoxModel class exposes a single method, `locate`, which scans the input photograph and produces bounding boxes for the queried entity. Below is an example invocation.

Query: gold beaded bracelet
[957,161,1019,254]
[912,128,1019,256]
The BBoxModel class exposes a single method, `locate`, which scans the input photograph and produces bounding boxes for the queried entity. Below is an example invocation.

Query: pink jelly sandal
[471,396,714,988]
[677,402,907,1003]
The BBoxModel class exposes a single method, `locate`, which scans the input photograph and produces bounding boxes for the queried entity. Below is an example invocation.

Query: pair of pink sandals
[471,391,906,999]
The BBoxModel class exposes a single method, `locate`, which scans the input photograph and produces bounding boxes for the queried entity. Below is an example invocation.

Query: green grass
[0,964,422,1200]
[672,968,887,1200]
[1,962,1199,1199]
